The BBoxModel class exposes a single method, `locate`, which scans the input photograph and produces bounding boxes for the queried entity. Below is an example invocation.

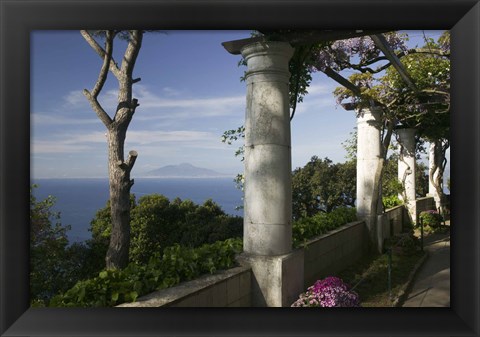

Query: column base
[237,250,304,307]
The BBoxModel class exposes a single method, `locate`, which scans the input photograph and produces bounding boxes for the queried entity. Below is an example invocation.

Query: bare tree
[81,30,143,269]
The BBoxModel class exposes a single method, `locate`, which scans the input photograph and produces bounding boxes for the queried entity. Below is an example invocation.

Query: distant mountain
[143,163,230,178]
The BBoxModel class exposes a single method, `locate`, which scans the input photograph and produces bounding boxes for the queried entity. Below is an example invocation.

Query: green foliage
[415,161,429,197]
[338,248,425,307]
[419,210,444,228]
[292,156,356,219]
[90,194,243,265]
[382,34,450,142]
[30,184,71,303]
[384,233,420,255]
[382,195,403,209]
[31,185,243,306]
[381,154,403,199]
[221,125,245,161]
[341,128,358,161]
[332,32,450,145]
[381,151,429,206]
[49,238,243,307]
[30,185,97,305]
[292,207,357,248]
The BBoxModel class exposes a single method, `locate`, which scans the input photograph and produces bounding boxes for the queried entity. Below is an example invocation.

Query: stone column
[397,128,417,223]
[239,41,303,307]
[356,107,383,252]
[428,142,442,209]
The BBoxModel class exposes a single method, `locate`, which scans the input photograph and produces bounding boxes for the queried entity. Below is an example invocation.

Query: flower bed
[291,276,360,307]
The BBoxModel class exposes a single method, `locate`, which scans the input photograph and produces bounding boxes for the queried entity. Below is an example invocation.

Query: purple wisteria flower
[313,33,408,72]
[291,276,361,307]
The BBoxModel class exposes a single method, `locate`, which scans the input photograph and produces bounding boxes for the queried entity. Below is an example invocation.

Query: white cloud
[63,90,86,107]
[31,129,225,155]
[305,83,334,96]
[126,130,218,145]
[294,96,336,116]
[60,85,246,123]
[32,113,98,125]
[31,140,96,154]
[133,84,245,120]
[162,87,181,97]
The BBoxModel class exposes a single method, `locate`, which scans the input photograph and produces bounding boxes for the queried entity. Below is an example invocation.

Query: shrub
[382,195,403,209]
[419,210,443,228]
[49,238,243,307]
[292,207,357,247]
[30,185,101,305]
[384,233,419,255]
[89,194,243,265]
[291,276,360,307]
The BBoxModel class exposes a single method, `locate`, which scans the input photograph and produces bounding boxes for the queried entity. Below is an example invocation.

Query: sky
[30,30,447,179]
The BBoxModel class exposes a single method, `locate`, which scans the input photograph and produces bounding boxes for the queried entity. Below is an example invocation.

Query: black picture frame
[1,0,479,336]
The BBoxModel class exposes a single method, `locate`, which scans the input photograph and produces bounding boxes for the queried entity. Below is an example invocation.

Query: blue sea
[32,178,244,243]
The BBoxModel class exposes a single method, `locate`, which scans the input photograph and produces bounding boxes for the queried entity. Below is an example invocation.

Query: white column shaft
[356,107,382,249]
[241,42,294,256]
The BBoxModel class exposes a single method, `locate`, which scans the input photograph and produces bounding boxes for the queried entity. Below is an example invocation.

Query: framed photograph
[1,0,479,336]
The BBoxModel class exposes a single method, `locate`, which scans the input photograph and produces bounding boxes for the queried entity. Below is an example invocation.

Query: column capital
[356,106,383,128]
[397,127,417,157]
[240,41,294,59]
[241,41,294,83]
[396,127,417,139]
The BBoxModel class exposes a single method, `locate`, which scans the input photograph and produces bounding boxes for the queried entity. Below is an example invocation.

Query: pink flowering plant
[291,276,360,307]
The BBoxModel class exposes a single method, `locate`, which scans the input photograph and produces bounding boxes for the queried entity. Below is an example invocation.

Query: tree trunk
[429,139,448,215]
[105,127,136,269]
[81,30,142,270]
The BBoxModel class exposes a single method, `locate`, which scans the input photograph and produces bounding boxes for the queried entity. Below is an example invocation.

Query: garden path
[402,223,450,307]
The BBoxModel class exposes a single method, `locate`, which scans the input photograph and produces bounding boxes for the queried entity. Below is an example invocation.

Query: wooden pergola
[222,29,418,98]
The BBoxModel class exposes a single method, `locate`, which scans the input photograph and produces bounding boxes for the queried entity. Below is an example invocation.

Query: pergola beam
[370,34,419,93]
[222,30,390,55]
[323,67,362,97]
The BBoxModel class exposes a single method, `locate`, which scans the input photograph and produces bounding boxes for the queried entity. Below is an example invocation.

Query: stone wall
[383,204,409,239]
[118,222,370,308]
[415,196,436,224]
[302,221,369,289]
[117,266,252,307]
[117,203,433,307]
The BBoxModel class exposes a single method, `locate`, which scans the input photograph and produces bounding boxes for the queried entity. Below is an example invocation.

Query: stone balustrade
[117,266,252,307]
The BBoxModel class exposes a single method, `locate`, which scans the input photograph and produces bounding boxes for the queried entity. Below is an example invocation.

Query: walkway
[402,225,450,307]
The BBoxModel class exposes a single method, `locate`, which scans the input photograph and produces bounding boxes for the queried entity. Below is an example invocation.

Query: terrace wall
[118,201,434,307]
[302,220,369,288]
[415,197,436,224]
[118,266,252,307]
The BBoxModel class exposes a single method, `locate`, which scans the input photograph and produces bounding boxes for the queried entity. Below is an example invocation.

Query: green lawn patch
[338,249,426,307]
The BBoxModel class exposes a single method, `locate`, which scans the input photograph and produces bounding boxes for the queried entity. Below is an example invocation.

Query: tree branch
[80,30,121,79]
[382,120,394,161]
[91,30,114,98]
[420,89,450,97]
[126,150,138,170]
[333,47,449,76]
[121,31,143,79]
[82,89,112,127]
[117,150,138,172]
